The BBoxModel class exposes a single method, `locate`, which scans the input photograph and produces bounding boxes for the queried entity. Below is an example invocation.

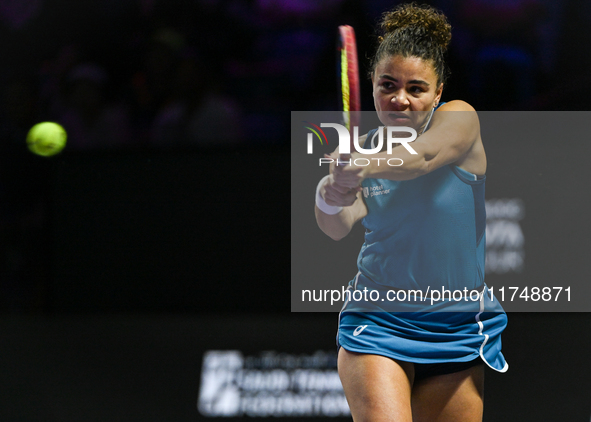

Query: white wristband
[315,175,343,215]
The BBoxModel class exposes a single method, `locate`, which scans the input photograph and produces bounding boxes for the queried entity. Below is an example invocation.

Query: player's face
[372,55,443,130]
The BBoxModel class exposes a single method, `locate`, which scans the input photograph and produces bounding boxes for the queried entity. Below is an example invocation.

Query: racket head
[338,25,361,139]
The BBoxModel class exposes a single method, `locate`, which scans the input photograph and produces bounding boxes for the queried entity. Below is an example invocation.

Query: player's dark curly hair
[370,3,452,86]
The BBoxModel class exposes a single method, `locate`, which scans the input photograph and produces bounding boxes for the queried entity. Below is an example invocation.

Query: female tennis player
[315,4,507,421]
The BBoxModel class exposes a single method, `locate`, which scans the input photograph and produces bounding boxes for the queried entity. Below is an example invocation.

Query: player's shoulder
[437,100,476,112]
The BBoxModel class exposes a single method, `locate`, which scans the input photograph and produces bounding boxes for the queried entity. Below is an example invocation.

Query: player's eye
[409,86,425,94]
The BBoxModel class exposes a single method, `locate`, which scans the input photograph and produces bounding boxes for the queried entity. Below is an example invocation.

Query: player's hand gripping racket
[338,25,361,160]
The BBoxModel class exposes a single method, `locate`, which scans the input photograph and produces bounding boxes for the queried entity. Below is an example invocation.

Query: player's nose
[390,91,409,107]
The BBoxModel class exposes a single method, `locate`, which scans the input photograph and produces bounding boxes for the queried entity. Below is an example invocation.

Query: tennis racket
[338,25,361,156]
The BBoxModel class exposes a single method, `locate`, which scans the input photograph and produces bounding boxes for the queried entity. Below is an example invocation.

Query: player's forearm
[315,206,356,241]
[358,150,429,181]
[358,104,479,181]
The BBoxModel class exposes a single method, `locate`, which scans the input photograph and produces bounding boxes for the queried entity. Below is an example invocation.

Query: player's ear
[434,83,443,105]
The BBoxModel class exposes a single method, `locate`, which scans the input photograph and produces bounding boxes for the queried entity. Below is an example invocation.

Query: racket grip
[337,153,351,167]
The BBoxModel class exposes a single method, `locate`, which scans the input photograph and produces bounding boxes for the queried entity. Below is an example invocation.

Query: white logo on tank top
[353,325,368,336]
[367,184,390,198]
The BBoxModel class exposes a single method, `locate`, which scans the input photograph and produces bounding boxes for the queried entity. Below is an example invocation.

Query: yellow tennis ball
[26,122,67,157]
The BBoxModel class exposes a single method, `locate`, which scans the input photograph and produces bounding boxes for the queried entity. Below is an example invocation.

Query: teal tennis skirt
[337,280,508,372]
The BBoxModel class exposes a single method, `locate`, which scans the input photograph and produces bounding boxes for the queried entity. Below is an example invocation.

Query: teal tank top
[357,126,486,292]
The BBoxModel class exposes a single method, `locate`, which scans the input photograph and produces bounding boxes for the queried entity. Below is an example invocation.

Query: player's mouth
[387,112,411,124]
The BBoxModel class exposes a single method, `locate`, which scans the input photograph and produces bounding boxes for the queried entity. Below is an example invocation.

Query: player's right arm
[315,175,368,241]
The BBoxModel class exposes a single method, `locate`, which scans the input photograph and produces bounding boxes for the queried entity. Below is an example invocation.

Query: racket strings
[341,46,351,129]
[339,25,360,133]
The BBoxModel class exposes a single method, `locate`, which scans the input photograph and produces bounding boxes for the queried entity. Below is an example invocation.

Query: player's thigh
[411,364,485,422]
[337,347,414,422]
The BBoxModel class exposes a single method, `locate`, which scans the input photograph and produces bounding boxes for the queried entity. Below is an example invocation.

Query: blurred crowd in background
[0,0,587,312]
[0,0,576,152]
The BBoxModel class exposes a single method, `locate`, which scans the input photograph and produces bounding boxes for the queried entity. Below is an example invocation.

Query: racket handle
[338,153,351,166]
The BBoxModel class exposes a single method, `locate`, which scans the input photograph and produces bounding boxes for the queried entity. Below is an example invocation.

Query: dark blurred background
[0,0,590,421]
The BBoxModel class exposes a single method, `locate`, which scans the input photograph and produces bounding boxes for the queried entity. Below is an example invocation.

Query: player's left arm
[334,101,481,185]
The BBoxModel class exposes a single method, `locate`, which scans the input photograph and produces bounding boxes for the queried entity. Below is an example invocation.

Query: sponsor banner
[197,350,349,418]
[486,198,525,274]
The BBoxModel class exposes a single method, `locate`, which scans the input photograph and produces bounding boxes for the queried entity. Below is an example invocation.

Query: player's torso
[357,129,486,292]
